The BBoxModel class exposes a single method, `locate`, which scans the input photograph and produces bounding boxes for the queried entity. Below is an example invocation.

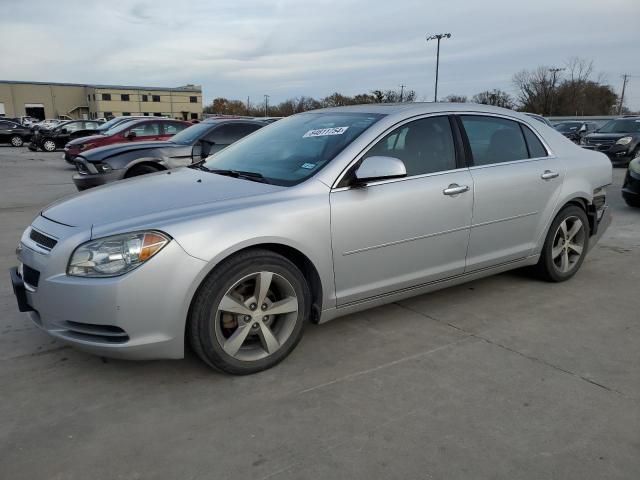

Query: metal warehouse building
[0,80,203,121]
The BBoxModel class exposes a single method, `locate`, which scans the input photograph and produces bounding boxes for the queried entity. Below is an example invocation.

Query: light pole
[548,67,565,116]
[399,84,406,102]
[426,33,451,102]
[264,94,269,117]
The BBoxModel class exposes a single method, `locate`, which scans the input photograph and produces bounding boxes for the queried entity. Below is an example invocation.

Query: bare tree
[471,89,514,109]
[443,94,468,103]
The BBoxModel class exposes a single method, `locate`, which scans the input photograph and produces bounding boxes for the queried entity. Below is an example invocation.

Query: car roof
[311,102,535,119]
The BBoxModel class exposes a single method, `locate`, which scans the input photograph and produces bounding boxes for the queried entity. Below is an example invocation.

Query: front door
[330,115,473,306]
[458,114,564,271]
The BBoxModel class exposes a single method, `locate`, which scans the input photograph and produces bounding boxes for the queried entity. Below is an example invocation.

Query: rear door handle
[443,184,470,196]
[541,170,559,180]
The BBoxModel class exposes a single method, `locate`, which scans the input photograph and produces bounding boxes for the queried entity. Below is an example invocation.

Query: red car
[64,118,190,162]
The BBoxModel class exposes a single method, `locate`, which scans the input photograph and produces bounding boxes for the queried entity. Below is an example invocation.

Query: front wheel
[188,249,310,375]
[42,140,57,152]
[10,135,24,147]
[534,205,590,282]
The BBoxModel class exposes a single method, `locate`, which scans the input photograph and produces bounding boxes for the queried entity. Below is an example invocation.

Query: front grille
[22,264,40,287]
[59,321,129,344]
[586,138,615,151]
[29,228,57,250]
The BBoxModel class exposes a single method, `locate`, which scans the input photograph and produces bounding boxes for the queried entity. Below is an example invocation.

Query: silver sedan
[10,103,612,374]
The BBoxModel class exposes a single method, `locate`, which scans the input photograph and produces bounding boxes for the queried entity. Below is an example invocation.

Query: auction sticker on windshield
[303,126,349,138]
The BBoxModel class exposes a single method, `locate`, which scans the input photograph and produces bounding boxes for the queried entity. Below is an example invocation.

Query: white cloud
[0,0,638,108]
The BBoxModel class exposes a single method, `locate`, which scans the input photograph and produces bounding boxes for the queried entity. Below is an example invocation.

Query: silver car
[10,103,612,374]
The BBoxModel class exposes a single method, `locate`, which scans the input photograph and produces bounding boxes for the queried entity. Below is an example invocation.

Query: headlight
[616,136,632,146]
[67,231,170,277]
[629,158,640,175]
[93,162,112,173]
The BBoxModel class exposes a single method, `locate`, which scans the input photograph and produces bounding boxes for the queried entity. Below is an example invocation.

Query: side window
[460,116,528,165]
[163,122,188,135]
[362,116,456,176]
[63,122,82,133]
[205,124,261,145]
[521,125,548,158]
[130,122,160,136]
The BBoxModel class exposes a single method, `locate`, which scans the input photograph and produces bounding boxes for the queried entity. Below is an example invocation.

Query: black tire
[125,164,161,178]
[10,135,24,147]
[188,249,310,375]
[533,205,590,282]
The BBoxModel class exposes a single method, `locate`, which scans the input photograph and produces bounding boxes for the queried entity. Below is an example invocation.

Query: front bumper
[72,170,125,190]
[622,170,640,200]
[582,144,635,166]
[10,216,207,360]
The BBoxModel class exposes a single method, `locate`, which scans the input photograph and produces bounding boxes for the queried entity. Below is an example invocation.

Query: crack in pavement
[394,302,628,398]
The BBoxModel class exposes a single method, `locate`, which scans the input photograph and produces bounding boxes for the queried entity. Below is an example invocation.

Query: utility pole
[426,33,451,102]
[247,96,250,116]
[399,84,406,102]
[264,95,269,117]
[548,67,565,116]
[618,74,629,115]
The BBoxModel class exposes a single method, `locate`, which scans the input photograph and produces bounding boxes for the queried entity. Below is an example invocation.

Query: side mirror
[353,156,406,185]
[61,128,68,134]
[200,139,215,157]
[579,124,587,133]
[126,131,137,140]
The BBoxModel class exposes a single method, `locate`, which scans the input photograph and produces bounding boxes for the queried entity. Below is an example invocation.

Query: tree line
[204,58,627,117]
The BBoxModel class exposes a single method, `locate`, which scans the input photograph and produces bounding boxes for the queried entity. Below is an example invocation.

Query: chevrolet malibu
[10,103,612,375]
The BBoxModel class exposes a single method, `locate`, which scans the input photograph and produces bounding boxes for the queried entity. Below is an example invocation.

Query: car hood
[42,167,284,229]
[82,140,179,161]
[67,133,107,146]
[586,132,634,140]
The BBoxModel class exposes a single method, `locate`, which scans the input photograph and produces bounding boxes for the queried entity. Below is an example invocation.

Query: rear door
[458,114,564,271]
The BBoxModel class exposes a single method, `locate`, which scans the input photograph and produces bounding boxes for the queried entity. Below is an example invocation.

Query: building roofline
[0,80,201,92]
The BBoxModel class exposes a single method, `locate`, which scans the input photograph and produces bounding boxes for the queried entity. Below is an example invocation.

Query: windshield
[171,122,213,145]
[597,119,640,134]
[555,122,581,132]
[97,117,133,133]
[202,112,383,186]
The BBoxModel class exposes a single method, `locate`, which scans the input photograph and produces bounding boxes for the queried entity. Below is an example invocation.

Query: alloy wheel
[10,136,23,147]
[213,271,299,362]
[551,216,586,273]
[43,140,56,152]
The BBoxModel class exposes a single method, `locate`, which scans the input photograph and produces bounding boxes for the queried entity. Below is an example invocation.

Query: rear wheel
[189,249,310,375]
[534,205,589,282]
[125,164,161,178]
[623,195,640,208]
[42,140,57,152]
[10,135,23,147]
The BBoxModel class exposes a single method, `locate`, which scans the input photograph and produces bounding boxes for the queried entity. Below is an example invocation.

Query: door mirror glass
[60,128,68,134]
[126,131,136,140]
[354,156,406,184]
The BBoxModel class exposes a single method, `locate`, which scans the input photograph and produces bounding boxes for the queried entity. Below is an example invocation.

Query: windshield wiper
[189,163,212,172]
[208,169,271,184]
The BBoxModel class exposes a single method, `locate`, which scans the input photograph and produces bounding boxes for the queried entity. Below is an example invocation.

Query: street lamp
[426,33,451,102]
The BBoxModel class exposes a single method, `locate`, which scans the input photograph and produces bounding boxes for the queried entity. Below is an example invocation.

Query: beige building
[0,81,203,121]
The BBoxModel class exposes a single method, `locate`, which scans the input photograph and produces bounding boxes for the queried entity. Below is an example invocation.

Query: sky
[1,0,639,110]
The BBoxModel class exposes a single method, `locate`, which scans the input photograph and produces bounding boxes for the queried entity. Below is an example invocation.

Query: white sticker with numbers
[303,126,349,138]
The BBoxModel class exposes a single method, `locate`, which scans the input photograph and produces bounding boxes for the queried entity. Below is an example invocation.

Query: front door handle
[443,184,470,196]
[541,170,559,180]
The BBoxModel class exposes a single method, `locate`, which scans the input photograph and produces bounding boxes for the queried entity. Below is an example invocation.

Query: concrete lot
[0,146,638,479]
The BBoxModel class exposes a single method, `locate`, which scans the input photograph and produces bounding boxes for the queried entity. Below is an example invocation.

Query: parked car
[525,113,554,127]
[31,119,65,131]
[29,120,103,152]
[10,103,612,374]
[64,118,189,162]
[621,156,640,207]
[554,121,598,143]
[580,116,640,166]
[72,119,265,190]
[0,119,32,146]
